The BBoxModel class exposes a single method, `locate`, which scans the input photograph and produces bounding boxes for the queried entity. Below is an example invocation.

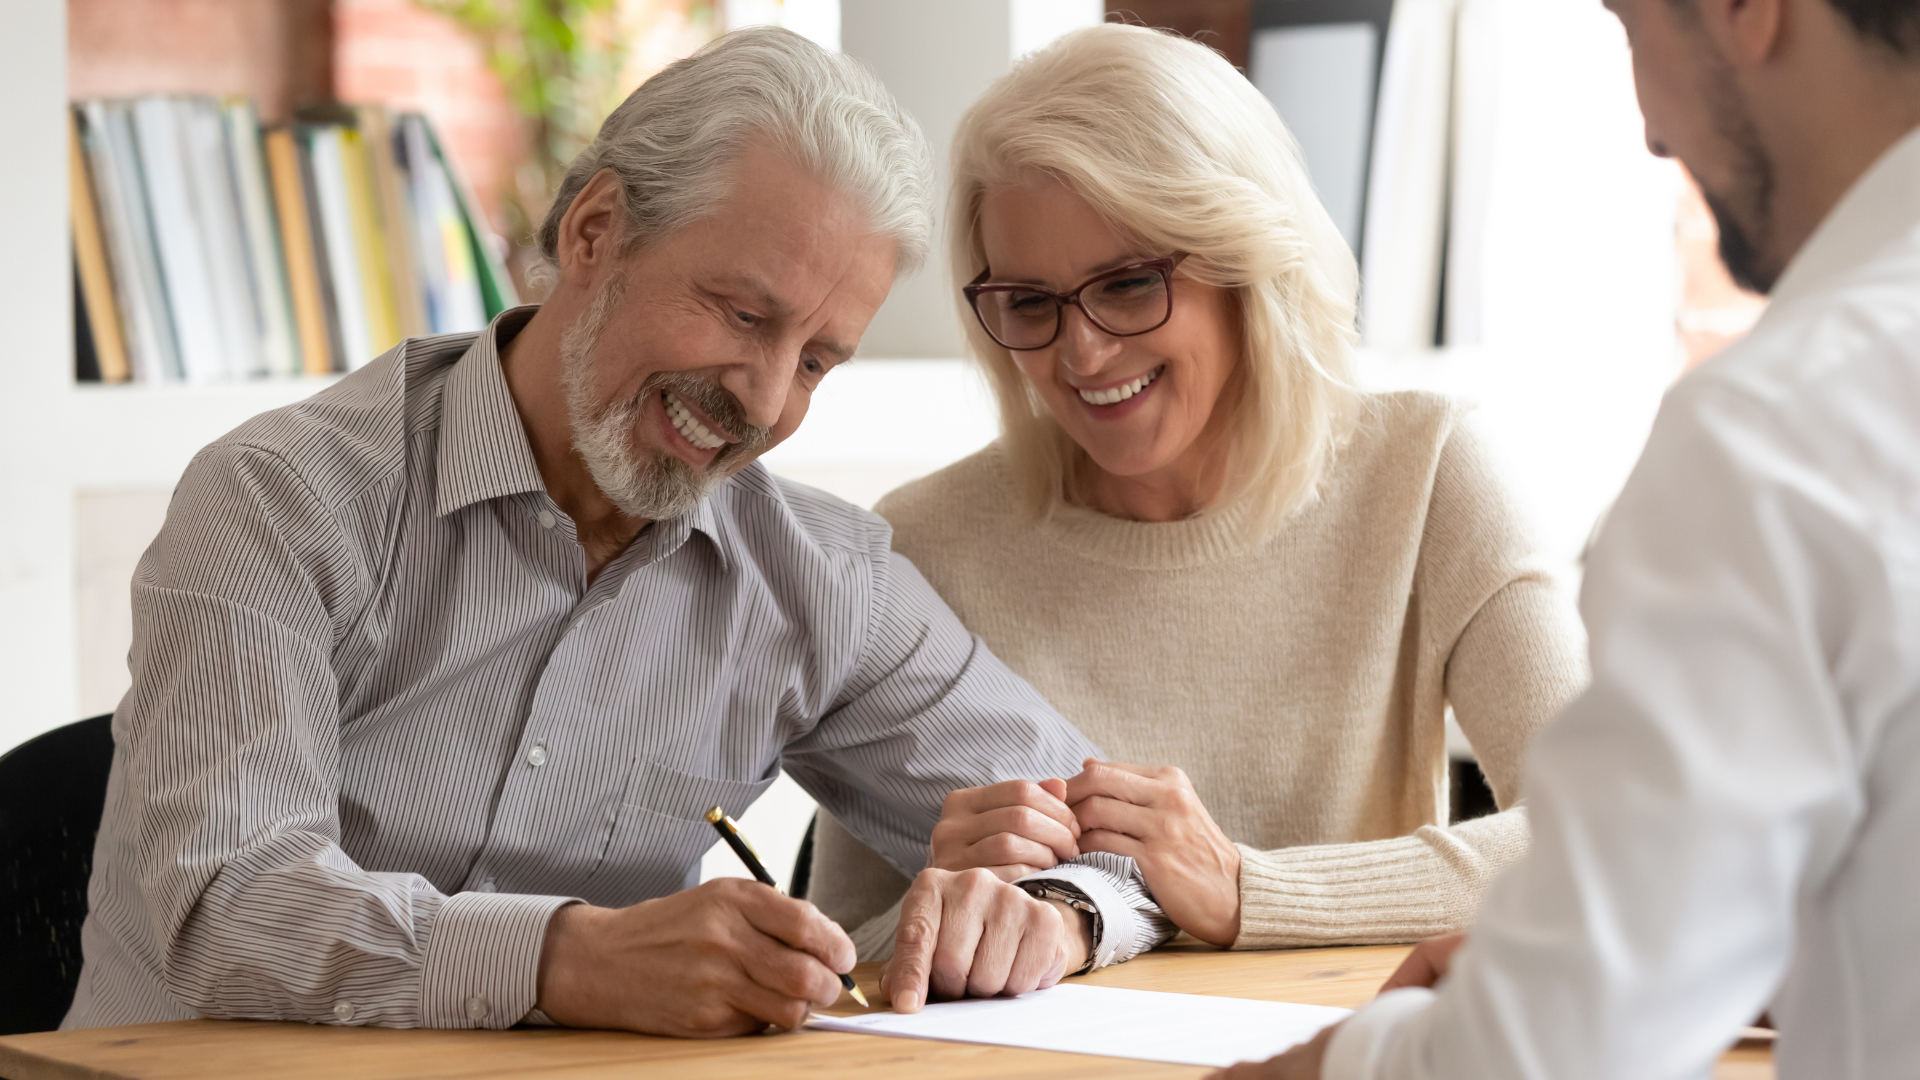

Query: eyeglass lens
[973,266,1171,350]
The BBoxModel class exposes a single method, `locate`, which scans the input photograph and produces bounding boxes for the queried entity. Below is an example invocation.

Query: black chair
[1,714,115,1035]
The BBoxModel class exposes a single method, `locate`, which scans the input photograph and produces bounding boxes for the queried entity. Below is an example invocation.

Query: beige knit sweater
[809,390,1588,953]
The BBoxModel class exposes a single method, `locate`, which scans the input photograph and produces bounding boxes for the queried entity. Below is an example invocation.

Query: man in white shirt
[1222,0,1920,1077]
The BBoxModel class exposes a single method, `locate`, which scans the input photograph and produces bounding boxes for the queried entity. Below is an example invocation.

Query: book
[91,101,183,381]
[74,267,103,383]
[305,124,375,370]
[340,126,403,360]
[68,109,130,382]
[357,105,430,341]
[71,95,502,382]
[224,98,301,378]
[264,127,337,375]
[425,120,518,319]
[178,96,266,378]
[131,97,230,383]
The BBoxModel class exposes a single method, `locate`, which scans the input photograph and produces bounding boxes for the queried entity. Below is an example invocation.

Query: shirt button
[333,1000,356,1022]
[465,996,491,1022]
[476,880,497,893]
[527,744,549,767]
[537,510,557,529]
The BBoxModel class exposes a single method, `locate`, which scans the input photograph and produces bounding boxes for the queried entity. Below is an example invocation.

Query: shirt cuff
[419,891,578,1029]
[1324,987,1437,1080]
[1014,863,1141,970]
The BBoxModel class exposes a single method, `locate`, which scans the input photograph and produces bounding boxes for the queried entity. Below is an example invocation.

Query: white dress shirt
[1326,124,1920,1080]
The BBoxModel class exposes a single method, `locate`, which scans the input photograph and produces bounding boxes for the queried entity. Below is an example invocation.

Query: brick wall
[69,0,333,122]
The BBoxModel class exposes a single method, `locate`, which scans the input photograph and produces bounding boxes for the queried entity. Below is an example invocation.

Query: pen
[705,805,869,1008]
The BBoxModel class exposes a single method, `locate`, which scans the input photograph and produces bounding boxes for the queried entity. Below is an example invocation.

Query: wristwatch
[1020,880,1102,976]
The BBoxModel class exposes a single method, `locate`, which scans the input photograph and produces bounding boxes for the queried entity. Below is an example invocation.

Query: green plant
[417,0,719,241]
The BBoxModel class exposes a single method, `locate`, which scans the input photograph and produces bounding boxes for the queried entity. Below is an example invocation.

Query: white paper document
[808,983,1351,1068]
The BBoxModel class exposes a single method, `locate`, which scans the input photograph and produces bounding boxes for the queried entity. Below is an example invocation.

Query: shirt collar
[1765,123,1920,318]
[435,305,549,518]
[433,303,734,573]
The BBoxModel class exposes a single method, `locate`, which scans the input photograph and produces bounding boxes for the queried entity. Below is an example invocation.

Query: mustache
[641,369,772,468]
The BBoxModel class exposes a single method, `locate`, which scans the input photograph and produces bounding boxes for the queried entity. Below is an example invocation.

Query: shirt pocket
[583,758,776,907]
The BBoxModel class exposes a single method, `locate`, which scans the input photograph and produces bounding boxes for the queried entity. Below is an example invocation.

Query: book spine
[404,115,487,334]
[423,118,517,318]
[357,105,429,341]
[264,127,336,376]
[306,125,374,370]
[181,96,267,379]
[100,101,183,381]
[69,108,131,382]
[132,97,229,383]
[340,126,403,360]
[224,98,301,379]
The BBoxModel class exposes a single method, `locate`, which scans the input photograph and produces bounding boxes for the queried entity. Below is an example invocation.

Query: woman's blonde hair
[949,22,1360,536]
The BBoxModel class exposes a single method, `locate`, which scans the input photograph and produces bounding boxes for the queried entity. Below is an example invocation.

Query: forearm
[1233,808,1529,948]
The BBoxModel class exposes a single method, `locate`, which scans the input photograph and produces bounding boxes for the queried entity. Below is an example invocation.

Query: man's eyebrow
[711,274,792,316]
[812,337,855,364]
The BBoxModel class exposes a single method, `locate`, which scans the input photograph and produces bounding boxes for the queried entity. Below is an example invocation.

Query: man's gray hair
[539,26,934,273]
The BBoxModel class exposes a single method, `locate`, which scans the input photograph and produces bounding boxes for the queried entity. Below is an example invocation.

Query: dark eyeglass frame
[962,253,1190,351]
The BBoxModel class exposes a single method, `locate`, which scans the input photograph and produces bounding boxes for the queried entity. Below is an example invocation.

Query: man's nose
[719,352,793,432]
[1054,305,1122,376]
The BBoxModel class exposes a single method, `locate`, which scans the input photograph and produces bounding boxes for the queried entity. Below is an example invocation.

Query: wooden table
[0,942,1774,1079]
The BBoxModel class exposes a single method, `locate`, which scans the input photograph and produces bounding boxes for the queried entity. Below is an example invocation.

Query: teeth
[663,391,728,450]
[1077,367,1161,406]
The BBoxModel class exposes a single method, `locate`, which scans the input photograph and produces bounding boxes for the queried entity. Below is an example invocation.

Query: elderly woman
[812,23,1587,963]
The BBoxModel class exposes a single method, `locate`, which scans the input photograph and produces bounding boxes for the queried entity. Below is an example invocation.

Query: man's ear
[1700,0,1785,65]
[554,169,626,288]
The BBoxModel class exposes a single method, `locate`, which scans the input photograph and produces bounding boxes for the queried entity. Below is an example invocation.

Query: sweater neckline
[1033,496,1265,570]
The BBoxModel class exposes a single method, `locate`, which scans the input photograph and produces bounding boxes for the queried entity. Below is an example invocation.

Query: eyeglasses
[962,254,1188,351]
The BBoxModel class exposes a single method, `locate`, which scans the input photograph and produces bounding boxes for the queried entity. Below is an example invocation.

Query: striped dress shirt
[64,309,1166,1032]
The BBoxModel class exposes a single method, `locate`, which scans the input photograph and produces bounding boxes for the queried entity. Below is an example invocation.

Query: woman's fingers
[1063,760,1169,807]
[1076,827,1147,861]
[943,779,1078,832]
[932,803,1080,869]
[1071,793,1158,840]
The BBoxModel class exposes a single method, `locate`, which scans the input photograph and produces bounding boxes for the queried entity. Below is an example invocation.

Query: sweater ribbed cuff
[1231,809,1527,949]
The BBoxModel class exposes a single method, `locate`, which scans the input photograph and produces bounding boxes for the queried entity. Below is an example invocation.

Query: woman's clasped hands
[929,757,1244,946]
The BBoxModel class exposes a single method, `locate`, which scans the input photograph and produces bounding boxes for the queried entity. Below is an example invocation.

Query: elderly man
[65,28,1124,1037]
[1224,0,1920,1077]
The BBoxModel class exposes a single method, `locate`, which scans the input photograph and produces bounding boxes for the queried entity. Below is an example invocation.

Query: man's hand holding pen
[534,878,857,1036]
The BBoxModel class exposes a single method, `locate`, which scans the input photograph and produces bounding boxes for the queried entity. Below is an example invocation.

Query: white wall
[0,0,72,751]
[840,0,1102,358]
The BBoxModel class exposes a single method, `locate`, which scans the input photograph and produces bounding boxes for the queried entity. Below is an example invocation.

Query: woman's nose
[1054,305,1122,375]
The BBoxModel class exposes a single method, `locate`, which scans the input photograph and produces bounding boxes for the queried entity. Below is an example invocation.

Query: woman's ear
[554,169,626,288]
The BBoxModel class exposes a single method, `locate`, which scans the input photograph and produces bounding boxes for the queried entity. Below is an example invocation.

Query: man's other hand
[534,878,855,1036]
[1380,933,1466,993]
[879,867,1089,1012]
[1208,1022,1338,1080]
[929,778,1082,881]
